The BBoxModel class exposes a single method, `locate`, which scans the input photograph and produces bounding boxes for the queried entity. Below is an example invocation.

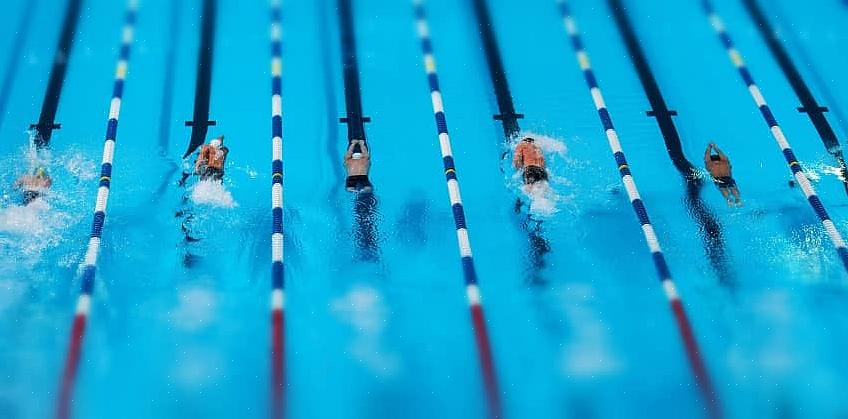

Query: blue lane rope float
[555,1,720,415]
[269,0,286,417]
[700,0,848,272]
[56,2,139,418]
[412,1,501,417]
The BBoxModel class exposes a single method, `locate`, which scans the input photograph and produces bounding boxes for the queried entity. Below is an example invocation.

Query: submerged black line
[336,0,380,260]
[337,0,370,145]
[470,0,523,139]
[470,0,548,276]
[31,0,83,149]
[607,0,694,177]
[743,0,848,195]
[183,0,217,158]
[607,0,732,283]
[0,0,37,132]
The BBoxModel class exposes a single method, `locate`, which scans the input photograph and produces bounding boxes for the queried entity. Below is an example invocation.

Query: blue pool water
[1,0,848,417]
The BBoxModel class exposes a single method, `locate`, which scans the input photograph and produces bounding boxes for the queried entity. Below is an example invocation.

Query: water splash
[505,131,572,218]
[190,180,237,208]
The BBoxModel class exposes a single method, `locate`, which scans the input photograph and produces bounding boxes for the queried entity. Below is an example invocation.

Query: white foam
[508,131,571,218]
[0,199,50,234]
[521,180,560,217]
[513,131,568,157]
[190,180,237,208]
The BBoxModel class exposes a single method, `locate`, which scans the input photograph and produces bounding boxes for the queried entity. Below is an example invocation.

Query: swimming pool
[1,0,848,417]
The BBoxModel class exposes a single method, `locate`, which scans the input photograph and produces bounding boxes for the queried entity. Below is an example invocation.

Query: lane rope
[412,2,501,417]
[269,0,286,417]
[700,0,848,272]
[56,2,139,418]
[555,1,721,415]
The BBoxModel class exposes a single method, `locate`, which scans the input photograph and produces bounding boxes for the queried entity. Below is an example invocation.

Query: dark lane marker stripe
[607,0,732,284]
[31,0,83,149]
[607,0,692,175]
[182,0,217,158]
[701,0,848,273]
[337,0,370,145]
[0,0,37,132]
[470,0,550,279]
[742,0,848,196]
[337,0,379,262]
[557,2,721,415]
[470,0,523,139]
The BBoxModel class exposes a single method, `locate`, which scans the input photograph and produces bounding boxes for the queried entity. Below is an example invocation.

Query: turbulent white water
[190,180,237,208]
[506,131,572,218]
[0,146,93,261]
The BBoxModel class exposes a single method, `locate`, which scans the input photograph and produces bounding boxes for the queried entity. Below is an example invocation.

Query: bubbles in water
[190,180,237,208]
[505,131,573,218]
[0,145,95,261]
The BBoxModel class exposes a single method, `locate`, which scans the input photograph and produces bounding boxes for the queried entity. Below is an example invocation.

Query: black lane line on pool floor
[607,0,732,284]
[470,0,523,139]
[743,0,848,196]
[31,0,83,149]
[337,0,370,145]
[182,0,217,159]
[337,0,380,262]
[470,0,550,280]
[0,0,37,132]
[177,0,217,264]
[770,3,848,143]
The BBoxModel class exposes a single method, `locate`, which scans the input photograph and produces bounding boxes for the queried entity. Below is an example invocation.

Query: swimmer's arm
[195,148,207,171]
[344,142,355,160]
[704,145,712,166]
[359,141,370,157]
[714,145,727,159]
[513,144,524,169]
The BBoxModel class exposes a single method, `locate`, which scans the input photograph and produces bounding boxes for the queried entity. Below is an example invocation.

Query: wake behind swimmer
[510,135,565,218]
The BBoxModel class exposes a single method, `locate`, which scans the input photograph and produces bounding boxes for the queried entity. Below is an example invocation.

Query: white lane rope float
[556,1,721,416]
[412,1,502,417]
[699,0,848,272]
[56,2,139,418]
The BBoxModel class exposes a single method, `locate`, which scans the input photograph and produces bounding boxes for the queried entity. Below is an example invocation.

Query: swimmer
[705,143,742,207]
[513,137,549,185]
[15,167,52,205]
[344,139,373,193]
[195,135,229,182]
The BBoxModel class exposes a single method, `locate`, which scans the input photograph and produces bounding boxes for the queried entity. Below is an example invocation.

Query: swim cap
[210,139,222,149]
[352,152,363,160]
[523,137,534,142]
[710,154,721,162]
